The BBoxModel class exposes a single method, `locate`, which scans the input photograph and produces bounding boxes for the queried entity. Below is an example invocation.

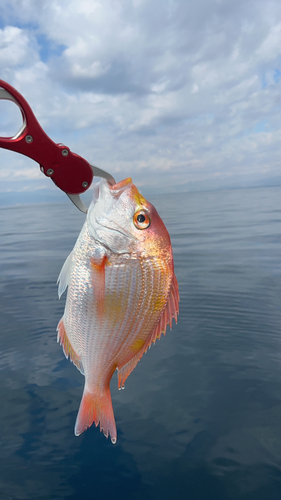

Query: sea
[0,185,281,500]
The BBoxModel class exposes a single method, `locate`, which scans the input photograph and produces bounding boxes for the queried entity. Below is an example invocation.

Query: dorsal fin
[57,318,84,375]
[118,273,179,389]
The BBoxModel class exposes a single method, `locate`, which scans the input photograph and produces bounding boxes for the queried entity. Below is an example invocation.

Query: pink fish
[57,178,179,443]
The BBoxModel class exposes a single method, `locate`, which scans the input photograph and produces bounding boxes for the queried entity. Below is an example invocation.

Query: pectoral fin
[90,255,108,317]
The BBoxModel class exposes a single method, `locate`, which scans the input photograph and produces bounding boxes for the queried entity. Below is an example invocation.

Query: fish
[57,177,179,443]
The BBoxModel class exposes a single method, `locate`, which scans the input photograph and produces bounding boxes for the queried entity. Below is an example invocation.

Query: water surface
[0,186,281,499]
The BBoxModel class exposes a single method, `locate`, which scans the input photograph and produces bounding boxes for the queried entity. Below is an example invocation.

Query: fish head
[87,178,173,260]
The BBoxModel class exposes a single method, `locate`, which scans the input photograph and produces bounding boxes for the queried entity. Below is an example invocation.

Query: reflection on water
[0,186,281,499]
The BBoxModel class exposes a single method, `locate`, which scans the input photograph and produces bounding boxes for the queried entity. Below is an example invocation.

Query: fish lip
[109,178,132,192]
[108,178,133,198]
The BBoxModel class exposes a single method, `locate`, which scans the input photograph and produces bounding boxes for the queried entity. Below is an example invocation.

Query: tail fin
[74,387,117,444]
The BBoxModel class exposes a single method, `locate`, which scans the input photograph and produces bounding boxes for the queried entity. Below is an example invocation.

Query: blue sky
[1,0,281,204]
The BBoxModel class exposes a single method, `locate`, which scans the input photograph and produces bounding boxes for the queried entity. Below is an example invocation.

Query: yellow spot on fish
[130,185,146,206]
[130,338,146,352]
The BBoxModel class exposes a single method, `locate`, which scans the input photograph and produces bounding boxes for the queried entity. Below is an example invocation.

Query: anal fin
[57,318,84,375]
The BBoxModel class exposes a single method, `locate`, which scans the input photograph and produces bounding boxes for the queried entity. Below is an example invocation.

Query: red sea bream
[57,177,179,443]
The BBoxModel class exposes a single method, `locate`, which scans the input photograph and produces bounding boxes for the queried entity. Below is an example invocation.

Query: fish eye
[133,210,151,230]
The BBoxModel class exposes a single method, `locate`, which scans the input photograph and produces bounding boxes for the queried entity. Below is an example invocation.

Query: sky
[1,0,281,204]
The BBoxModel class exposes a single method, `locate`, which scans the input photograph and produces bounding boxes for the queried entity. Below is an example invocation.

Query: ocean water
[0,186,281,500]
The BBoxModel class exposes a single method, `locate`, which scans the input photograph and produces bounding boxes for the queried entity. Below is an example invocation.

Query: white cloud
[257,22,281,60]
[0,166,41,180]
[1,0,281,198]
[0,26,32,66]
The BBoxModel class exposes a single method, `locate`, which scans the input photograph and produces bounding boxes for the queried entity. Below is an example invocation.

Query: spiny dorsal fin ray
[118,272,179,389]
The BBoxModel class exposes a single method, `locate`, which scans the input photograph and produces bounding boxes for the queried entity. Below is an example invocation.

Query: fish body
[57,178,179,443]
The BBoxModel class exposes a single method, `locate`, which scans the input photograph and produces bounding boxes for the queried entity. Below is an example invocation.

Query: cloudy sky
[1,0,281,203]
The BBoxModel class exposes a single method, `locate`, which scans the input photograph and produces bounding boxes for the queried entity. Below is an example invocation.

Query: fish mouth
[109,178,133,196]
